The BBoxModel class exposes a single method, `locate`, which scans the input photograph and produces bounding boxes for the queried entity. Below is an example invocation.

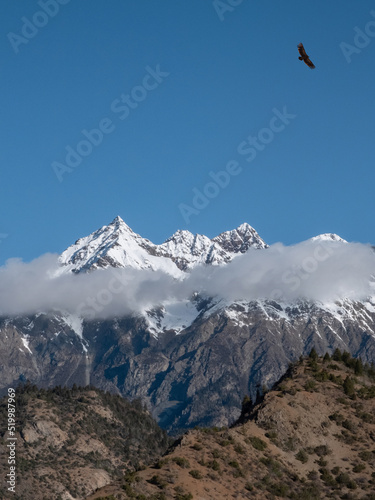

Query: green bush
[358,450,372,462]
[319,467,337,487]
[265,430,278,440]
[189,469,202,479]
[247,436,267,451]
[336,472,357,489]
[172,457,190,468]
[208,459,220,471]
[342,419,356,432]
[353,463,366,473]
[314,445,331,457]
[174,493,193,500]
[190,442,203,451]
[228,460,240,469]
[343,376,356,398]
[304,380,317,392]
[148,475,167,489]
[295,449,309,463]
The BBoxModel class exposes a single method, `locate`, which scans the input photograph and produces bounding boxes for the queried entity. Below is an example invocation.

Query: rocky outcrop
[1,297,375,434]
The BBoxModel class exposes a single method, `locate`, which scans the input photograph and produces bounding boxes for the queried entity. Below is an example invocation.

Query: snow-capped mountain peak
[310,233,347,243]
[212,222,268,253]
[59,217,268,274]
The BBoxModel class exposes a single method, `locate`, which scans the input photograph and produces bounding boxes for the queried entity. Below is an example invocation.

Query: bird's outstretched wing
[297,43,307,58]
[297,43,315,69]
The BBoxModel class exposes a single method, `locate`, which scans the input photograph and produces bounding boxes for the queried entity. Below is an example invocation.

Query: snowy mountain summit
[59,216,268,274]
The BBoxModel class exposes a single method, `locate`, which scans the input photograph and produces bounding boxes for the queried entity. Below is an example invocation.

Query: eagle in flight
[297,43,315,69]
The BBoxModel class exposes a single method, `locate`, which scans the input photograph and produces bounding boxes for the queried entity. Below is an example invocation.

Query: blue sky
[1,0,375,265]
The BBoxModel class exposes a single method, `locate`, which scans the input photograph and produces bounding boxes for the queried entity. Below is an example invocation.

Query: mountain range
[0,216,374,433]
[58,216,268,274]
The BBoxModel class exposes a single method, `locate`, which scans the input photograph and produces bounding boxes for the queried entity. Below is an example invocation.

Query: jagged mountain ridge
[0,216,374,434]
[59,216,268,273]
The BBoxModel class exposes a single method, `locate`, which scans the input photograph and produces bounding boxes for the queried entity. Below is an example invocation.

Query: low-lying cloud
[0,240,374,319]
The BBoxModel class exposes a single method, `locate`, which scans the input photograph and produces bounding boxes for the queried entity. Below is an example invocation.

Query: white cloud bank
[0,241,374,319]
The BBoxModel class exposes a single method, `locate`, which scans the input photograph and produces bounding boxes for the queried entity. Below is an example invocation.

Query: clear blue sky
[1,0,375,265]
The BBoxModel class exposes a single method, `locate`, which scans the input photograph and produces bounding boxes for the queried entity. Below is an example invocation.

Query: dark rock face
[1,298,375,434]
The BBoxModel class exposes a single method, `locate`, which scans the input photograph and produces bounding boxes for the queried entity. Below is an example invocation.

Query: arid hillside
[87,351,375,500]
[0,385,171,500]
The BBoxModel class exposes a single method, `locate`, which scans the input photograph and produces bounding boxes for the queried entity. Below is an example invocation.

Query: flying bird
[297,43,315,69]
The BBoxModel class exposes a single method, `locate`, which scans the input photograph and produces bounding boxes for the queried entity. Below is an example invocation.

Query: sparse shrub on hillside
[295,449,309,463]
[207,459,220,471]
[357,411,375,423]
[247,436,267,451]
[283,436,297,452]
[149,493,167,500]
[265,430,278,441]
[174,492,193,500]
[267,481,289,497]
[319,467,337,487]
[260,456,282,478]
[308,360,319,372]
[148,474,168,489]
[343,376,356,398]
[218,438,231,447]
[329,373,343,385]
[358,384,375,399]
[228,459,240,469]
[314,445,331,457]
[307,470,319,481]
[328,363,340,370]
[353,463,366,473]
[154,458,169,469]
[314,370,329,382]
[354,358,364,376]
[336,472,357,489]
[234,443,245,454]
[211,448,222,459]
[172,457,190,468]
[189,469,202,479]
[190,442,203,451]
[304,380,317,392]
[342,419,356,432]
[358,450,373,462]
[337,429,358,445]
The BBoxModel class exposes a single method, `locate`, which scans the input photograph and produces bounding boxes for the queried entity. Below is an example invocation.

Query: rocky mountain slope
[0,216,374,433]
[1,297,375,434]
[0,384,170,500]
[86,352,375,499]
